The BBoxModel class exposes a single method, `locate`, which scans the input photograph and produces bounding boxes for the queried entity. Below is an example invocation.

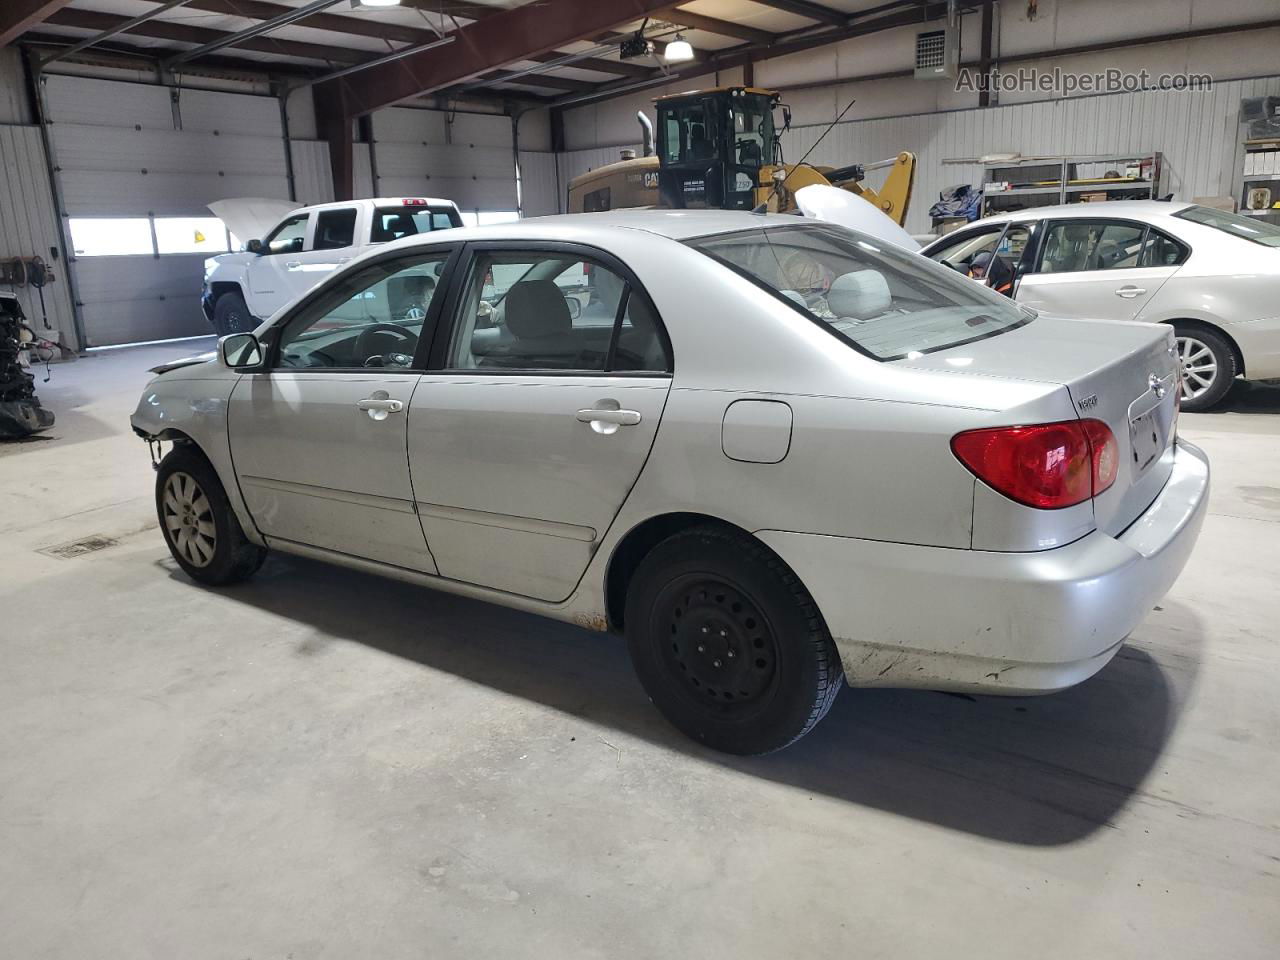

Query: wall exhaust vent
[914,28,959,80]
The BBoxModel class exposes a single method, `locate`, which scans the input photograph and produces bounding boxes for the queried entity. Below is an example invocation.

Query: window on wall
[68,218,154,257]
[69,216,236,257]
[154,217,232,255]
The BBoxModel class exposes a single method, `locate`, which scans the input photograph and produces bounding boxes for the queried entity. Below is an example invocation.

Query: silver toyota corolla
[131,210,1209,754]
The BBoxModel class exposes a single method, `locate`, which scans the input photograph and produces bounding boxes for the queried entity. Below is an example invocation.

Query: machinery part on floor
[0,294,55,439]
[566,86,916,227]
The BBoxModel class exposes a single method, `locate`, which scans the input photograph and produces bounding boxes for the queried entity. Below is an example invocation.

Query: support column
[314,81,354,201]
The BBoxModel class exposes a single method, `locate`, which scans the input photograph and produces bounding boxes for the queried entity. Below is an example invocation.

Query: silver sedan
[131,210,1209,754]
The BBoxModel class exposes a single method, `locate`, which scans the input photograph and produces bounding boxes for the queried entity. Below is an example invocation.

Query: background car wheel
[1173,324,1236,412]
[213,291,255,336]
[624,526,844,755]
[155,445,266,585]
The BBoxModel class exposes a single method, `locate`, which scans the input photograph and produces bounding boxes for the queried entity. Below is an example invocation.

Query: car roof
[977,199,1194,225]
[494,209,800,240]
[306,197,458,212]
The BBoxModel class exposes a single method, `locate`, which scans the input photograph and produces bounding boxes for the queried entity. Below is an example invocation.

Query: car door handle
[356,394,404,421]
[1115,285,1146,298]
[576,408,642,426]
[285,260,303,269]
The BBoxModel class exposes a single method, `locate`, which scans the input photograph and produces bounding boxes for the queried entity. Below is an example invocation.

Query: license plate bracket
[1130,410,1161,474]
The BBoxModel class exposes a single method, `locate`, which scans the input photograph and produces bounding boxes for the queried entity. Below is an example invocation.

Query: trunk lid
[902,316,1179,535]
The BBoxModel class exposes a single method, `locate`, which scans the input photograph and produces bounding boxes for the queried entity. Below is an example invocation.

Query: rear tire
[624,526,843,755]
[155,445,266,586]
[213,290,255,336]
[1173,324,1236,412]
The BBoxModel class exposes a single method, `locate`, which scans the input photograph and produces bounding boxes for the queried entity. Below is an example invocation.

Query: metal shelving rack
[1240,138,1280,221]
[978,152,1164,217]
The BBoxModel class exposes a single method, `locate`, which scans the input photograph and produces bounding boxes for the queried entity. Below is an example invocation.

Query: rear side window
[1139,229,1189,267]
[1037,221,1146,273]
[371,206,461,243]
[313,208,357,250]
[689,223,1031,361]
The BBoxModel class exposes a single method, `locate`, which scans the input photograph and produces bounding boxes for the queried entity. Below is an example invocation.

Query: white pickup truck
[202,197,463,334]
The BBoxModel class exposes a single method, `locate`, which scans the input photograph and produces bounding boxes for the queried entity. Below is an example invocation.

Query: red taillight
[951,419,1118,509]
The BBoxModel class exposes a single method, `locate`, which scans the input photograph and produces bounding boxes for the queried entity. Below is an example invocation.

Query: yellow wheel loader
[567,86,915,225]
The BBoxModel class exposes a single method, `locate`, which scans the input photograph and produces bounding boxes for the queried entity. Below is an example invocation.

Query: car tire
[624,525,844,755]
[1173,324,1236,412]
[155,444,266,586]
[213,290,255,336]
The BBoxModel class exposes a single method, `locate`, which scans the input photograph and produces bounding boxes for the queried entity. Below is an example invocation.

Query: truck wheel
[624,526,844,755]
[1173,324,1236,412]
[213,291,255,336]
[156,445,266,586]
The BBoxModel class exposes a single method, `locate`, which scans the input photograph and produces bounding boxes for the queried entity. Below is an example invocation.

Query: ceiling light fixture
[664,33,694,63]
[351,0,401,9]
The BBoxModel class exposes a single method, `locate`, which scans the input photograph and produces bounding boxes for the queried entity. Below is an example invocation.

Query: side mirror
[246,238,264,254]
[563,296,582,321]
[219,332,262,369]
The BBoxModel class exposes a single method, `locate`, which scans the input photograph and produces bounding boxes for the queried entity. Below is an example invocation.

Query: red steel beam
[319,0,677,117]
[1,0,75,47]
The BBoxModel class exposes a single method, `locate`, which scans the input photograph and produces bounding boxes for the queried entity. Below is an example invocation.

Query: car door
[408,241,673,602]
[228,245,458,571]
[246,211,312,318]
[276,207,364,313]
[1014,217,1184,320]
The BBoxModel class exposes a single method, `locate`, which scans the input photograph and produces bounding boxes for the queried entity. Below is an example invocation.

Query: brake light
[402,198,428,206]
[951,419,1118,509]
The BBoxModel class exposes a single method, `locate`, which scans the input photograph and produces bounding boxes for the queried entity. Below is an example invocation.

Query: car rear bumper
[756,439,1210,695]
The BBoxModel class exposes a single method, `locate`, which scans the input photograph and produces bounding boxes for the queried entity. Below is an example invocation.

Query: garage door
[43,76,291,346]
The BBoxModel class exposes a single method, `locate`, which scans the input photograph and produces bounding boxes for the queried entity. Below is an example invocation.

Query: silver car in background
[921,200,1280,411]
[132,211,1209,754]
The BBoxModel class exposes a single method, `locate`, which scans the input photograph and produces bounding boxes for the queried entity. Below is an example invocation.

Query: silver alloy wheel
[1176,335,1218,401]
[162,471,216,568]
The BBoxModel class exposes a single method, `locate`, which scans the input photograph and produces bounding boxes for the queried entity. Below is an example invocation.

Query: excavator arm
[826,152,916,227]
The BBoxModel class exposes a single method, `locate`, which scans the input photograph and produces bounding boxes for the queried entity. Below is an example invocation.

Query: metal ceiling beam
[749,0,846,26]
[655,5,775,45]
[22,31,318,79]
[552,1,952,111]
[318,0,679,117]
[480,69,598,93]
[1,0,75,47]
[163,0,347,68]
[45,8,366,65]
[41,0,194,65]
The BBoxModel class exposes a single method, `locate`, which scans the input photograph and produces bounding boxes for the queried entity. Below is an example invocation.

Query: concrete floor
[2,338,1279,959]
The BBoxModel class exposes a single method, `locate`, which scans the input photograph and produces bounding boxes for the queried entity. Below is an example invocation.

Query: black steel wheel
[213,290,255,336]
[625,526,843,755]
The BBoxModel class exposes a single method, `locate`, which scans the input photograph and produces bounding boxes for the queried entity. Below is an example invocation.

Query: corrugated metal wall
[549,76,1280,233]
[0,125,77,346]
[42,75,292,346]
[370,107,516,211]
[517,151,559,218]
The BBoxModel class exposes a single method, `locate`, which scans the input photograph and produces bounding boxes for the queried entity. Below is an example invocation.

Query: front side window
[926,226,1005,272]
[313,208,357,250]
[275,252,450,369]
[690,223,1031,361]
[1174,205,1280,247]
[1037,220,1147,273]
[447,250,666,373]
[662,102,712,165]
[370,206,461,243]
[264,213,309,255]
[731,96,774,167]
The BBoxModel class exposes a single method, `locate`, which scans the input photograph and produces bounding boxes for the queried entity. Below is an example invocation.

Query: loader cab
[656,87,779,210]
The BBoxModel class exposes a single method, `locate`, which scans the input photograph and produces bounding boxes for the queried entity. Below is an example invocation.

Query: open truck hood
[208,198,300,246]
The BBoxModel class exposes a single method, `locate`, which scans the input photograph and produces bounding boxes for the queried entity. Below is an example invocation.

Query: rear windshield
[688,223,1032,361]
[371,206,461,243]
[1174,205,1280,247]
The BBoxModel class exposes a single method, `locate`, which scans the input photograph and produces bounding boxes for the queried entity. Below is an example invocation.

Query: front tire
[155,445,266,585]
[1174,324,1236,412]
[212,290,255,336]
[624,526,844,755]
